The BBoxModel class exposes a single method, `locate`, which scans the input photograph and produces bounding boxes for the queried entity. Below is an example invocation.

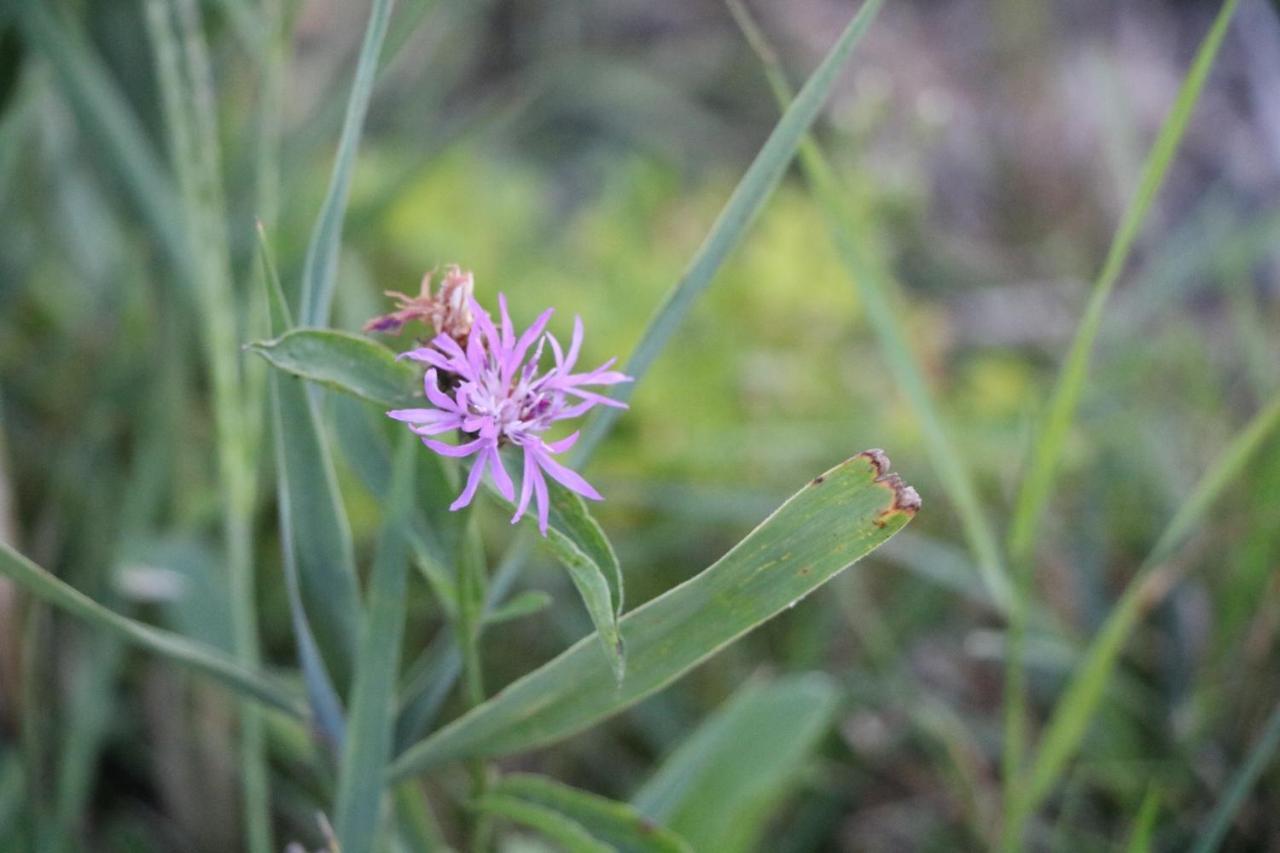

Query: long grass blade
[260,227,348,748]
[0,542,301,716]
[1013,393,1280,834]
[299,0,396,327]
[725,0,1012,613]
[574,0,886,463]
[333,435,417,853]
[1005,0,1240,562]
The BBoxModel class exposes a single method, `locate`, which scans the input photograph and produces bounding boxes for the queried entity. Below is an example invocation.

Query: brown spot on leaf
[857,448,891,477]
[811,475,825,485]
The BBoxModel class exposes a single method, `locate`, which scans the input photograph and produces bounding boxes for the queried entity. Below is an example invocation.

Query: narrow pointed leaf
[0,542,301,717]
[483,590,553,626]
[248,329,420,409]
[333,435,416,853]
[259,230,347,746]
[390,450,918,777]
[575,0,885,461]
[299,0,396,327]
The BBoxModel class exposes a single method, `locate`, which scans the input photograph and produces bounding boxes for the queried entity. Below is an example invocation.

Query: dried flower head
[363,264,475,340]
[388,293,630,533]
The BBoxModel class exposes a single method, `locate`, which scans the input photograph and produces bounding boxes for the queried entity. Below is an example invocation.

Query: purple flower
[387,294,631,534]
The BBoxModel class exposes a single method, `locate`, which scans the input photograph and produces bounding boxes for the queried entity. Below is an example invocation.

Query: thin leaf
[247,329,420,409]
[259,229,348,748]
[1191,700,1280,853]
[1014,394,1280,830]
[260,243,362,690]
[495,774,691,853]
[299,0,396,327]
[1005,0,1240,562]
[550,482,624,616]
[1125,787,1161,853]
[475,795,614,853]
[573,0,886,463]
[725,0,1012,613]
[333,435,417,853]
[631,674,839,853]
[0,542,301,717]
[390,450,917,777]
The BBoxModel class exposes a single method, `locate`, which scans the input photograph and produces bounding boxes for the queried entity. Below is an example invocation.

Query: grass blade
[495,774,692,853]
[1191,700,1280,853]
[299,0,396,327]
[259,229,348,748]
[258,237,363,689]
[631,674,840,853]
[0,542,301,717]
[1005,0,1240,562]
[726,0,1012,613]
[574,0,886,463]
[1124,787,1160,853]
[390,450,917,777]
[1012,394,1280,834]
[333,435,417,853]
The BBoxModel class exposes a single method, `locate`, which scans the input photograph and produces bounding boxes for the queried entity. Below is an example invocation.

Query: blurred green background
[2,0,1280,849]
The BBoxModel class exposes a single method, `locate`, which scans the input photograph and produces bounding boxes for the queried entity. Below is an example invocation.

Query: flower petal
[511,447,539,525]
[422,436,485,458]
[487,445,515,501]
[451,451,489,511]
[532,463,550,534]
[534,446,602,501]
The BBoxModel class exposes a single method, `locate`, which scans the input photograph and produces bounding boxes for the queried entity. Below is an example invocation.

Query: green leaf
[483,591,552,626]
[260,242,363,694]
[333,435,417,853]
[550,482,624,616]
[1005,0,1240,563]
[299,0,395,327]
[247,329,420,409]
[574,0,885,463]
[484,481,625,682]
[726,0,1011,614]
[1014,393,1280,832]
[494,775,691,853]
[474,795,614,853]
[631,674,839,853]
[0,542,301,718]
[390,450,917,777]
[259,230,348,746]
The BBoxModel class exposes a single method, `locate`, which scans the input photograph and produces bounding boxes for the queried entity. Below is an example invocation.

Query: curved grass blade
[299,0,396,327]
[333,435,417,853]
[259,230,348,747]
[390,450,918,777]
[574,0,886,463]
[247,329,420,409]
[1191,700,1280,853]
[1125,787,1161,853]
[725,0,1011,614]
[1012,393,1280,835]
[1005,0,1240,563]
[0,542,301,717]
[474,795,613,853]
[632,673,840,853]
[496,775,691,853]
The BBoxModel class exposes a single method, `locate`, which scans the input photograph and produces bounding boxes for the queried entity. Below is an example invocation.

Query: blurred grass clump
[2,0,1280,851]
